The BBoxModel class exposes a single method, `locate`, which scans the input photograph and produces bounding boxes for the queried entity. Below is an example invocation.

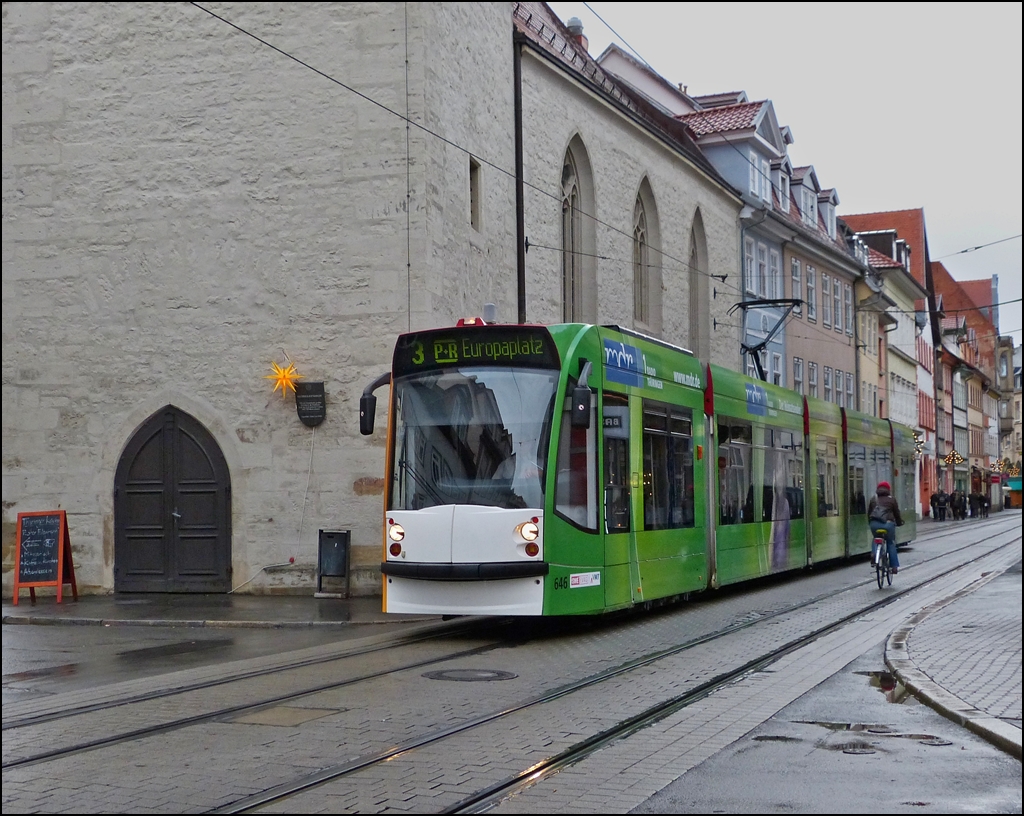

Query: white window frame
[793,357,804,394]
[791,258,801,306]
[844,284,853,335]
[808,362,818,398]
[762,159,772,204]
[827,204,836,239]
[744,237,756,294]
[769,250,780,300]
[757,243,768,298]
[846,372,855,408]
[824,366,833,403]
[772,352,783,386]
[802,188,816,226]
[749,151,759,196]
[780,173,790,213]
[806,266,817,321]
[833,279,842,333]
[836,369,844,407]
[821,273,832,328]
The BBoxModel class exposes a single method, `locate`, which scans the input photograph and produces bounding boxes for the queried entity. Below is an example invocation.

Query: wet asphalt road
[2,626,350,705]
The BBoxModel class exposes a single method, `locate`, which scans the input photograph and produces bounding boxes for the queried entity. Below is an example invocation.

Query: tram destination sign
[394,326,559,376]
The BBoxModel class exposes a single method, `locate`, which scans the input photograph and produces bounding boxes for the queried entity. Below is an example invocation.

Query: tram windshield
[388,367,559,511]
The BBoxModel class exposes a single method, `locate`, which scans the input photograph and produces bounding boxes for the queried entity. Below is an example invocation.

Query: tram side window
[870,448,892,499]
[763,427,804,522]
[603,393,630,532]
[643,401,695,530]
[554,378,598,531]
[718,419,753,525]
[848,442,866,515]
[816,436,840,517]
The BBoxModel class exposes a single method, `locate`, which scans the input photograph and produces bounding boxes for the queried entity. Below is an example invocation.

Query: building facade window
[633,196,649,326]
[780,173,790,212]
[793,357,804,394]
[561,151,583,322]
[824,366,833,403]
[844,284,853,335]
[806,267,817,321]
[745,238,756,295]
[847,372,854,409]
[836,369,845,407]
[757,244,768,298]
[833,279,842,333]
[772,352,783,386]
[790,258,801,309]
[769,250,780,300]
[821,274,832,328]
[802,188,816,226]
[749,151,759,196]
[762,159,772,204]
[469,156,482,231]
[808,362,818,398]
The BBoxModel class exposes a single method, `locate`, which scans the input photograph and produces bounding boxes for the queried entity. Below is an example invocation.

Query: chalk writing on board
[17,513,62,583]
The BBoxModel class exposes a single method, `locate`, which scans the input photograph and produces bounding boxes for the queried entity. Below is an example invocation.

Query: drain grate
[422,669,518,682]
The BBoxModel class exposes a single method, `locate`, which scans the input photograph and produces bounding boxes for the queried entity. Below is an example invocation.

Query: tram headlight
[517,519,539,543]
[388,522,405,542]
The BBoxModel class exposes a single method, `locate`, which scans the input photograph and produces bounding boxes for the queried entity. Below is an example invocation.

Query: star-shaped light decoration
[265,360,303,399]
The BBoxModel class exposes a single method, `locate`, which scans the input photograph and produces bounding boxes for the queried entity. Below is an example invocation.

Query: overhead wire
[192,3,1021,350]
[190,2,727,287]
[934,234,1022,260]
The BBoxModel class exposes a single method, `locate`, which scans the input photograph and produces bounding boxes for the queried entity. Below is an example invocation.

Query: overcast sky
[548,1,1023,346]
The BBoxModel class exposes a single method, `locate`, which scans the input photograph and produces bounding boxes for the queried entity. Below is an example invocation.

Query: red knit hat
[878,481,891,491]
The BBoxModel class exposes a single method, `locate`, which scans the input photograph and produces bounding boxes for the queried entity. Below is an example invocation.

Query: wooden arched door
[115,406,231,592]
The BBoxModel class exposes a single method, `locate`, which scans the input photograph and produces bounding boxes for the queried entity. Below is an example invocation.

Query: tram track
[2,511,992,737]
[1,519,1012,778]
[206,529,1020,814]
[6,518,1015,810]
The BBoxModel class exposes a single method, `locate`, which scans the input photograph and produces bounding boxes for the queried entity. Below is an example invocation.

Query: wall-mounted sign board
[13,510,78,605]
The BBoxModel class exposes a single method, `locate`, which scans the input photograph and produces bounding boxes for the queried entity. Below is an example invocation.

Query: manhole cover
[422,669,517,682]
[843,747,876,755]
[919,738,953,746]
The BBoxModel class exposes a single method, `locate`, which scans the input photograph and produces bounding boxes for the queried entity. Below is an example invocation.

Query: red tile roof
[841,209,929,288]
[677,101,765,136]
[958,278,992,311]
[867,247,904,270]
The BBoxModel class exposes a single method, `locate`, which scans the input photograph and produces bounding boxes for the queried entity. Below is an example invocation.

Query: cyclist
[868,481,904,574]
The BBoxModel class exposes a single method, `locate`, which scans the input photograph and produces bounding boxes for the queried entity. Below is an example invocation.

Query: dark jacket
[867,485,904,526]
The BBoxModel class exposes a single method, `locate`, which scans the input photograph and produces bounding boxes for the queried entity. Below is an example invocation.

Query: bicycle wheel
[876,552,884,589]
[885,554,893,586]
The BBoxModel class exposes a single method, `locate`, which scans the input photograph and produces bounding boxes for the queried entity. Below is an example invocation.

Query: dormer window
[749,150,759,197]
[761,158,772,206]
[801,188,816,226]
[780,172,790,213]
[826,203,836,239]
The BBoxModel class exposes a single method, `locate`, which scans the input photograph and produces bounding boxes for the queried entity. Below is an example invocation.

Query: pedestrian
[929,490,938,520]
[969,492,979,519]
[937,489,948,521]
[981,493,990,518]
[868,481,904,574]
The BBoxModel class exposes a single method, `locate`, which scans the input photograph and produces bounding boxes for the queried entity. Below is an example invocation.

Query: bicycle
[872,526,892,588]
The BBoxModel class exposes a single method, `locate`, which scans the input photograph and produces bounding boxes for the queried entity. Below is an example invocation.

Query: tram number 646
[554,576,570,590]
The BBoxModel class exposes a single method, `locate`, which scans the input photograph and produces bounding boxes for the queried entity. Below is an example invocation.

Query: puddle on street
[4,663,79,682]
[117,637,235,660]
[855,669,920,704]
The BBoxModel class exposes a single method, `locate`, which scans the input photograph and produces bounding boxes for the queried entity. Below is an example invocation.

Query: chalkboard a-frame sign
[13,510,78,605]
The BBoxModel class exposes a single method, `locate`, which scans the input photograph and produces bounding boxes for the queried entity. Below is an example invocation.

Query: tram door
[602,393,640,604]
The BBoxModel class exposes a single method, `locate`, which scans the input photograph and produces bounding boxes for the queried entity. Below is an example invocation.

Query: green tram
[360,322,916,616]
